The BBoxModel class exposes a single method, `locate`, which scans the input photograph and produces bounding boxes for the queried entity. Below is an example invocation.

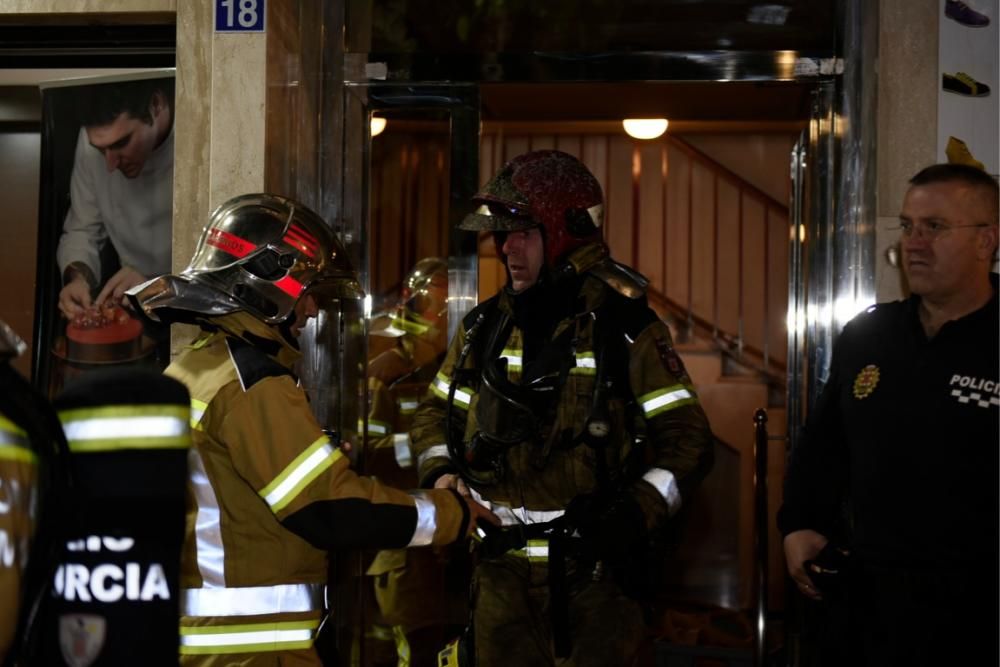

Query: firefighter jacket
[0,340,70,666]
[165,311,469,665]
[410,272,714,546]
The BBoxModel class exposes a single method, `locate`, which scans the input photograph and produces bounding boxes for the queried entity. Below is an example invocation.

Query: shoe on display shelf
[944,0,990,27]
[945,136,986,172]
[942,72,991,97]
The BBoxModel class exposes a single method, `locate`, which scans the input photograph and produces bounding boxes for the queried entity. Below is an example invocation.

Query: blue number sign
[215,0,265,33]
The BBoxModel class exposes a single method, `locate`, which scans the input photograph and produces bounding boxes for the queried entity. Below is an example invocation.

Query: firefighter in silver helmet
[128,193,495,666]
[410,151,715,666]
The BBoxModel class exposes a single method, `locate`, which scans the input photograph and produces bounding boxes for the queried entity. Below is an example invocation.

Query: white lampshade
[622,118,668,140]
[370,116,387,137]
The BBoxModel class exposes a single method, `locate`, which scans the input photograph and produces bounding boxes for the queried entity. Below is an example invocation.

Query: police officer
[778,164,999,666]
[0,320,71,666]
[365,258,469,666]
[128,193,495,665]
[410,151,715,666]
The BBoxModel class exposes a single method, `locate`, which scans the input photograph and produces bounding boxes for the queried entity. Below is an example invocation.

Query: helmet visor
[459,201,537,232]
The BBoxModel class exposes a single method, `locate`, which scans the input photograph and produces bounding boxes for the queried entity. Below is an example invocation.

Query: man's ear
[976,224,999,261]
[150,90,167,118]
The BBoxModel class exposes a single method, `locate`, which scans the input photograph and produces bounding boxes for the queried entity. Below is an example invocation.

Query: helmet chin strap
[277,311,301,349]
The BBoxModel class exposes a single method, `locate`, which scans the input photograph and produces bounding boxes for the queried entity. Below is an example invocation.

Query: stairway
[665,317,788,614]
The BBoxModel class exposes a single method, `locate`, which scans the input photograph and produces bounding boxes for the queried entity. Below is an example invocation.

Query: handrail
[647,288,787,384]
[664,133,789,217]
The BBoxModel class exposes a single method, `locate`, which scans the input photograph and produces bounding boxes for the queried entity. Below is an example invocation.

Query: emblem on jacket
[852,364,880,399]
[59,614,106,667]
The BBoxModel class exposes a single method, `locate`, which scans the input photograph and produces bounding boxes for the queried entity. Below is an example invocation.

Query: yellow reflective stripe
[397,397,419,414]
[638,385,698,418]
[499,349,523,370]
[0,414,32,459]
[0,443,36,464]
[258,436,343,512]
[179,619,320,654]
[58,404,191,453]
[570,351,596,376]
[190,399,208,431]
[429,372,473,408]
[390,315,430,336]
[0,414,26,437]
[367,420,390,436]
[512,539,549,561]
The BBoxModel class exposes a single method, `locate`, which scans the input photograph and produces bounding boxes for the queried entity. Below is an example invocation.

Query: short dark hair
[77,77,175,128]
[910,163,999,224]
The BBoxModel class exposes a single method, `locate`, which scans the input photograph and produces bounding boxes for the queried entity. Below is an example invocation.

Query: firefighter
[410,151,715,667]
[33,367,190,666]
[364,258,470,666]
[127,193,495,665]
[0,320,71,667]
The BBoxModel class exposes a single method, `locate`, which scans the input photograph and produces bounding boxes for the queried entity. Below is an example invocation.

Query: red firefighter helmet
[459,150,605,267]
[127,193,363,325]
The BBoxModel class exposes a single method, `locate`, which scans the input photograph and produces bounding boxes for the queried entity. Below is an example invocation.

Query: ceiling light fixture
[370,116,387,137]
[622,118,669,140]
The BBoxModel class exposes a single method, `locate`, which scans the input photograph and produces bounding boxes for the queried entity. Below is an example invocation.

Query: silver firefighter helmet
[128,193,363,325]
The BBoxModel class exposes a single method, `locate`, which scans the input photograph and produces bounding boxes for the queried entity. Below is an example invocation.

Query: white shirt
[56,125,174,282]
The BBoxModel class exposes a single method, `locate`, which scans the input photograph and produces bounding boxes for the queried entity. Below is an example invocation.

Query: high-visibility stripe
[393,433,412,468]
[512,539,550,561]
[274,275,304,298]
[500,349,522,371]
[429,373,473,408]
[179,619,320,655]
[406,492,437,547]
[190,399,208,431]
[367,420,389,436]
[642,467,682,516]
[570,351,597,376]
[183,583,325,617]
[0,415,33,461]
[190,449,225,587]
[397,398,418,414]
[416,444,450,470]
[467,488,565,527]
[389,315,429,336]
[259,436,343,512]
[638,385,697,419]
[59,405,190,453]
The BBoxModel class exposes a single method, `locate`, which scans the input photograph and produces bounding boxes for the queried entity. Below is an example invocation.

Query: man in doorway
[57,77,174,319]
[779,163,999,666]
[411,150,714,666]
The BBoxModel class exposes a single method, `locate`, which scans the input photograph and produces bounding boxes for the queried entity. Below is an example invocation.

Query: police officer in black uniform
[778,163,999,666]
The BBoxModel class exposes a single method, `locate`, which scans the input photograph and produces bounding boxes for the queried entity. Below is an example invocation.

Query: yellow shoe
[946,136,985,171]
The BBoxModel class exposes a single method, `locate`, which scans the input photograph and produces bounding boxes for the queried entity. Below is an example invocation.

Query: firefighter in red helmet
[127,193,495,666]
[411,151,715,666]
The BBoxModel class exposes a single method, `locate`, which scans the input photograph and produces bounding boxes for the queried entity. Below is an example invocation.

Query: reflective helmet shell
[459,150,605,267]
[372,256,448,339]
[129,193,363,325]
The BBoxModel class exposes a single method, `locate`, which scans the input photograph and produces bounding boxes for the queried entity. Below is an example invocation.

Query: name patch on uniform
[852,364,880,399]
[949,374,1000,409]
